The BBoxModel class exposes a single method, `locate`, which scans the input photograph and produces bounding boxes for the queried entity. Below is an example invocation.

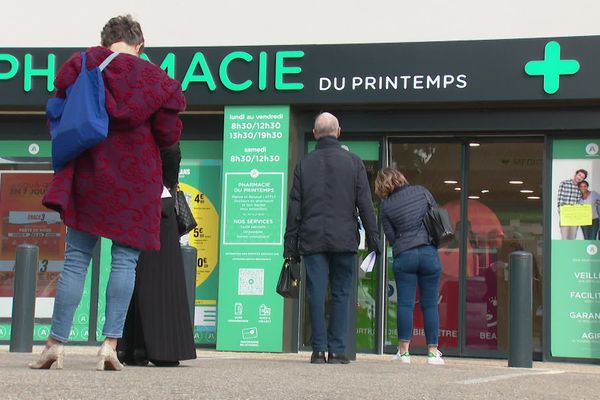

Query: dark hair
[100,15,145,52]
[576,169,588,179]
[579,180,589,188]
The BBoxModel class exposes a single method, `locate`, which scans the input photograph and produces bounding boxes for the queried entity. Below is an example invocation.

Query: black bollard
[10,244,39,353]
[508,251,533,368]
[181,245,198,331]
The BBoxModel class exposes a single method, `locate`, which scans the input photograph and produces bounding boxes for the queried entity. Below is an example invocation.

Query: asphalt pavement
[1,346,599,399]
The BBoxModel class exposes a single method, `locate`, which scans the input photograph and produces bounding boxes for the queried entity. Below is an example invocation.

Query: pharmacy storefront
[1,35,600,362]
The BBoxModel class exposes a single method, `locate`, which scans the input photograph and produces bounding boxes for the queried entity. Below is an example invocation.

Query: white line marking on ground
[197,356,245,360]
[457,369,565,385]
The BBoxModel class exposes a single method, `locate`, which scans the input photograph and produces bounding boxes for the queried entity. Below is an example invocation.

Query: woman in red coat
[30,15,185,371]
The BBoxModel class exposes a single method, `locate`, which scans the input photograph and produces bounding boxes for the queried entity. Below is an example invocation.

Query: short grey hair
[101,14,145,50]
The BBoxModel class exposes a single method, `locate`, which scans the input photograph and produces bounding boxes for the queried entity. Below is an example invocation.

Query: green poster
[552,140,600,160]
[307,140,380,161]
[551,241,600,358]
[179,140,223,345]
[0,268,91,342]
[216,106,289,352]
[96,238,111,340]
[551,139,600,358]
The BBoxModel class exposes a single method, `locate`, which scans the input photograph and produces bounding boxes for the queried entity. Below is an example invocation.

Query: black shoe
[116,350,132,365]
[310,351,327,364]
[132,348,149,366]
[150,359,180,367]
[117,349,148,366]
[327,352,350,364]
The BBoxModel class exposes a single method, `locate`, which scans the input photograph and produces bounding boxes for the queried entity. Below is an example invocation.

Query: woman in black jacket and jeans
[375,168,444,365]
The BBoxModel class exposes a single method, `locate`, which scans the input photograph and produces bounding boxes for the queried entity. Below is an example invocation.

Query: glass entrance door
[386,138,543,357]
[385,141,462,354]
[465,141,543,356]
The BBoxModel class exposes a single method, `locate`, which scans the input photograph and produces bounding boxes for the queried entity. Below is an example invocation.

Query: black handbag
[276,258,301,298]
[422,193,455,248]
[174,190,198,236]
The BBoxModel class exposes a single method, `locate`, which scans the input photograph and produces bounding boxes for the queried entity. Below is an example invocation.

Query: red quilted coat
[43,46,185,251]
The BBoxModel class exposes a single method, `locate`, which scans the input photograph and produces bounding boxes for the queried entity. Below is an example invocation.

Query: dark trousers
[304,252,356,354]
[581,218,600,240]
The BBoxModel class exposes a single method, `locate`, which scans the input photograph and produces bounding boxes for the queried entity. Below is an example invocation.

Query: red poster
[0,172,65,297]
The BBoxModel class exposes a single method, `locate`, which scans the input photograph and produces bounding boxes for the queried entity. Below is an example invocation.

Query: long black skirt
[118,203,197,363]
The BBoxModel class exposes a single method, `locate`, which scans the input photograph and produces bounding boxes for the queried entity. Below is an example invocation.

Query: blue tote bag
[46,51,119,171]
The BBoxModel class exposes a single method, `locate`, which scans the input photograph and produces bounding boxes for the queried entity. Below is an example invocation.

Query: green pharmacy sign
[525,41,580,95]
[0,50,304,93]
[216,105,290,352]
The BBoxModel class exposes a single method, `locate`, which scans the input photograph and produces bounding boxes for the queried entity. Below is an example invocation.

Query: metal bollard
[508,251,533,368]
[10,244,39,353]
[181,245,198,331]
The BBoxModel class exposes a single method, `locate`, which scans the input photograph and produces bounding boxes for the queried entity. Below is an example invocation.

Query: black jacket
[380,184,435,257]
[160,142,181,216]
[161,142,181,191]
[283,136,379,257]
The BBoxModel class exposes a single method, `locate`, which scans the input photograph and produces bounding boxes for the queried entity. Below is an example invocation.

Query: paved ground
[1,345,599,399]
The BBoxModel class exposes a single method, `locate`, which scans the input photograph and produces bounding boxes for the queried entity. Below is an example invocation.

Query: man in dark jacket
[283,112,379,364]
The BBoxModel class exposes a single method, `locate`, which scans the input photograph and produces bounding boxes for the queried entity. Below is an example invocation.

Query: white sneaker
[427,350,444,365]
[392,351,411,364]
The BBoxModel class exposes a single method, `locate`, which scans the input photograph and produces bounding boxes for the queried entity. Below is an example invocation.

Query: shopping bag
[47,51,119,171]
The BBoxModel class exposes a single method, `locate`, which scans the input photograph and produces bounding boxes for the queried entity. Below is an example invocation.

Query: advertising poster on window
[0,172,62,335]
[0,142,91,342]
[0,171,92,341]
[551,139,600,359]
[216,106,289,352]
[178,140,222,345]
[0,172,64,275]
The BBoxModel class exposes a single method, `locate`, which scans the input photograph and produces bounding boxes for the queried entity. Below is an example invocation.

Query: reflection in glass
[466,142,543,352]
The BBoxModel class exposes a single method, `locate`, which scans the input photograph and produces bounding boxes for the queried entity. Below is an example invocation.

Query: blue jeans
[393,245,442,346]
[50,228,140,342]
[304,252,356,354]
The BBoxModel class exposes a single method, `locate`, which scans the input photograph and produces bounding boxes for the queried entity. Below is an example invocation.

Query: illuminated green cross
[525,41,580,95]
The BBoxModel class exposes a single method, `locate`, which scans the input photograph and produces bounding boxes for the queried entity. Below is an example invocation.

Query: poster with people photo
[551,139,600,359]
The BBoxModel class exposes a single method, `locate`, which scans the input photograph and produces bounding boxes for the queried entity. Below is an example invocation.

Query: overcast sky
[1,1,599,47]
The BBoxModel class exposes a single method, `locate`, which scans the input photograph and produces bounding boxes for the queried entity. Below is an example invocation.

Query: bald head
[313,112,340,139]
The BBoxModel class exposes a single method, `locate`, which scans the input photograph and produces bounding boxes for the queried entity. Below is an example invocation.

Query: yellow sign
[560,204,592,226]
[179,182,220,289]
